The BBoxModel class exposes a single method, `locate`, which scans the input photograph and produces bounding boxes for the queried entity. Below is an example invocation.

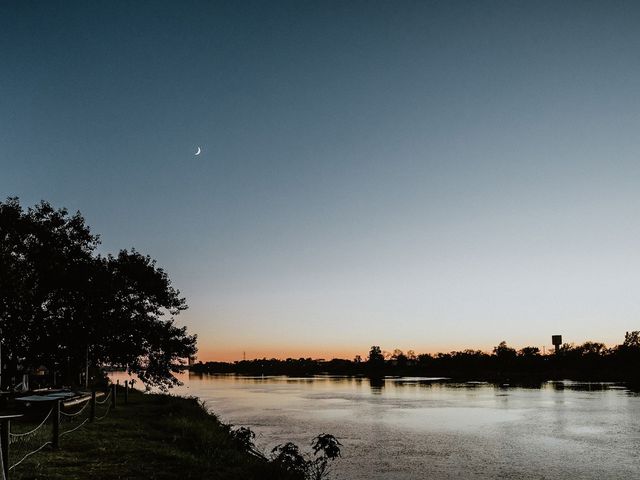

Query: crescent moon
[195,146,201,156]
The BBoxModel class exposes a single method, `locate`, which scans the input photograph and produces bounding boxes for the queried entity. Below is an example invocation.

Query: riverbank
[108,374,640,480]
[12,389,300,480]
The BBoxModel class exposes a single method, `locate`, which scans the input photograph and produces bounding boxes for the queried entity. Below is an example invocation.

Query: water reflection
[368,376,385,393]
[110,372,640,479]
[177,372,632,395]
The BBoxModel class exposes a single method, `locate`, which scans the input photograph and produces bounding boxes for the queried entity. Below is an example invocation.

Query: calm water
[110,372,640,479]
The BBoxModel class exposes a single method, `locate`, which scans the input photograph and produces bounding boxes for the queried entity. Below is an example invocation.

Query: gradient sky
[2,1,640,361]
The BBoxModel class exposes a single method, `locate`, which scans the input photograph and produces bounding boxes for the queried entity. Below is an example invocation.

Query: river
[109,372,640,479]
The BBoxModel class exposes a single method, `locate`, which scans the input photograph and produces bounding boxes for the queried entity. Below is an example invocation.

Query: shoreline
[10,388,302,480]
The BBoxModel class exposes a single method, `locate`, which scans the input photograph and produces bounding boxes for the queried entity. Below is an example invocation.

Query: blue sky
[2,1,640,360]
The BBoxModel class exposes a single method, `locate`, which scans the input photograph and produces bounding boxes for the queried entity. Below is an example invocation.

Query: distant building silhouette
[552,335,563,354]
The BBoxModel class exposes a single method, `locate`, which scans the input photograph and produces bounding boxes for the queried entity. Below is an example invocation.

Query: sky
[2,1,640,361]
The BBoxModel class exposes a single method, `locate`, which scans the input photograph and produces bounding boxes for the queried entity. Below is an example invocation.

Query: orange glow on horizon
[194,343,507,363]
[192,334,627,362]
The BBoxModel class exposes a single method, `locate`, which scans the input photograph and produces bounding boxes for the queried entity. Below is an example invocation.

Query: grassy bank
[12,389,300,480]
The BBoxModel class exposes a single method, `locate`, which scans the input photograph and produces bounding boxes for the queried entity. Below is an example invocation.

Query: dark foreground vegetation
[192,333,640,384]
[2,199,341,479]
[12,389,341,480]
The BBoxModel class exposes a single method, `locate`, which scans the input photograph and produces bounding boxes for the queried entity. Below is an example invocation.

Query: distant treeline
[191,332,640,383]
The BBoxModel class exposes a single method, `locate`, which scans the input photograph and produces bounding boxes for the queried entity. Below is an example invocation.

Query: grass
[11,388,299,480]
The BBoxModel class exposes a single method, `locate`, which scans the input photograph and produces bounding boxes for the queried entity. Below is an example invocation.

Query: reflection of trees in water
[187,370,636,396]
[546,381,623,392]
[368,377,385,393]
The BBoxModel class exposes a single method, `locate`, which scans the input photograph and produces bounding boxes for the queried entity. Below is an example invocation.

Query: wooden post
[124,380,129,404]
[84,345,89,389]
[90,389,96,422]
[52,400,60,449]
[1,418,9,480]
[0,415,22,480]
[111,384,117,410]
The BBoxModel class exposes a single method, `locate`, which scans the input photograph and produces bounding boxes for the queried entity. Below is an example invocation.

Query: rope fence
[7,408,53,473]
[95,405,111,421]
[95,390,112,405]
[1,380,131,479]
[59,396,92,438]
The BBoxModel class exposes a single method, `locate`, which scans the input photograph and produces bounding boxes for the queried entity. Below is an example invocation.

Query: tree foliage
[367,345,384,370]
[0,198,196,390]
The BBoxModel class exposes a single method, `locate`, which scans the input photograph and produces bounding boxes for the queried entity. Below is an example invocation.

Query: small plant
[309,434,342,480]
[271,433,342,480]
[228,426,266,459]
[270,442,308,476]
[225,424,343,479]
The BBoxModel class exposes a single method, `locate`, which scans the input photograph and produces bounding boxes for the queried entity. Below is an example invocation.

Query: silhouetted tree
[367,346,385,373]
[98,249,196,388]
[0,198,196,390]
[623,331,640,348]
[617,331,640,381]
[518,347,540,357]
[493,341,517,372]
[580,342,607,355]
[493,341,516,359]
[417,353,433,366]
[0,198,99,385]
[391,349,408,367]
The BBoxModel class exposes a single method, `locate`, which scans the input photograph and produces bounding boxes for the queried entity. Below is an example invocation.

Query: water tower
[551,335,562,354]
